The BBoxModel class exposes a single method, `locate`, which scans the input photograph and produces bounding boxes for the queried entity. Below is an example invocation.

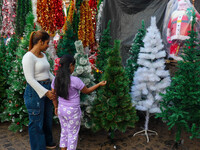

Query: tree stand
[133,110,158,142]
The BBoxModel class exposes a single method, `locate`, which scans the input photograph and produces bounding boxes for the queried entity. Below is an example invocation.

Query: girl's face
[70,63,75,74]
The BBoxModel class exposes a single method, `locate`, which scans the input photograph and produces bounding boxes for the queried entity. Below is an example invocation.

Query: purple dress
[51,76,85,149]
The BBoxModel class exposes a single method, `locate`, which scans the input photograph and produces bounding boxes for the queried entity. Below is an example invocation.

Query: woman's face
[41,39,50,51]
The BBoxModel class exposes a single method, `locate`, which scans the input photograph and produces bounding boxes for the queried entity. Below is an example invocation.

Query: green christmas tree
[125,20,146,88]
[57,22,77,57]
[0,12,36,132]
[15,0,32,37]
[94,20,112,83]
[72,11,80,40]
[157,13,200,142]
[4,35,19,73]
[0,34,20,121]
[0,38,7,113]
[91,40,138,138]
[72,40,96,128]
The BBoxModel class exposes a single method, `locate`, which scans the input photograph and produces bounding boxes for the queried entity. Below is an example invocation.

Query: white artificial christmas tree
[72,40,96,128]
[46,36,58,60]
[131,17,171,142]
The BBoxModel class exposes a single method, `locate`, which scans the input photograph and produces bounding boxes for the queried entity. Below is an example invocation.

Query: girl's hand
[46,90,56,100]
[54,108,58,116]
[99,81,107,86]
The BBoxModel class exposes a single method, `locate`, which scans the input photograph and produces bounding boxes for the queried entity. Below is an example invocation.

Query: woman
[22,30,56,150]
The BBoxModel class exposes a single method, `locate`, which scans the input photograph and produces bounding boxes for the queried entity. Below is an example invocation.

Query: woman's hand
[99,81,107,86]
[54,108,58,116]
[46,90,56,100]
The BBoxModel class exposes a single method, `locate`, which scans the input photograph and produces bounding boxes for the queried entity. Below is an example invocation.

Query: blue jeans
[24,80,53,150]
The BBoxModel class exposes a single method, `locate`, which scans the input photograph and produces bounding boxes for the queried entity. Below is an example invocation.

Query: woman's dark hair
[54,55,75,99]
[28,30,50,51]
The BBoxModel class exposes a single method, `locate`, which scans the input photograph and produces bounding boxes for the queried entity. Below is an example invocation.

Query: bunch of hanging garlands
[0,0,16,36]
[78,0,95,48]
[37,0,64,34]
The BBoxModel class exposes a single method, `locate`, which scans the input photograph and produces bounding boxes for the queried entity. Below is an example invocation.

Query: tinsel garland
[63,0,75,31]
[75,0,83,10]
[53,0,64,29]
[0,0,3,30]
[31,0,37,23]
[16,0,32,37]
[78,1,95,47]
[95,1,103,42]
[97,0,102,10]
[37,0,64,34]
[89,0,97,41]
[0,0,16,36]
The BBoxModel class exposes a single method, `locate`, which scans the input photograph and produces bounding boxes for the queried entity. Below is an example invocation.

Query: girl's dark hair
[54,55,75,99]
[28,30,50,51]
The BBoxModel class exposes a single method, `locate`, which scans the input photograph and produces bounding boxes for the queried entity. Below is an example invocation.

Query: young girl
[51,54,106,150]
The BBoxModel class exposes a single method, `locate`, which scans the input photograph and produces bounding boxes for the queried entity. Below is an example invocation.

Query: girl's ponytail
[28,31,36,51]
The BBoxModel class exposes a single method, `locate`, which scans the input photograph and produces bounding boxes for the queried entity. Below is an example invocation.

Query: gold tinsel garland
[78,1,95,47]
[63,0,75,31]
[37,0,64,34]
[37,0,56,33]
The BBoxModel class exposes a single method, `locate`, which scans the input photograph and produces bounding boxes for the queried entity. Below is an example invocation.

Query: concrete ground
[0,115,200,150]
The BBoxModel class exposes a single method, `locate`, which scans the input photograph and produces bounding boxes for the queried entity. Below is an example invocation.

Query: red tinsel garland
[37,0,64,34]
[53,0,65,29]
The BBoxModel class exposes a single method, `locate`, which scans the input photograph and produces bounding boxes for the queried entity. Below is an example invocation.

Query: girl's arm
[51,88,58,115]
[81,81,107,94]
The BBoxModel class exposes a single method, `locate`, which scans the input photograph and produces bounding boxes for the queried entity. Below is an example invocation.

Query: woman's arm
[81,81,107,94]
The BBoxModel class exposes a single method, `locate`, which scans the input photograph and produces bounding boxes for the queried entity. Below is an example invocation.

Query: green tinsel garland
[15,0,32,37]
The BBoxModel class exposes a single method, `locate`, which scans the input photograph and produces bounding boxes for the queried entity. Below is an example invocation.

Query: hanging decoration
[95,0,103,42]
[63,0,75,32]
[78,0,95,48]
[37,0,64,34]
[46,36,58,61]
[53,0,65,29]
[0,0,17,36]
[32,0,37,23]
[16,0,32,37]
[0,0,3,30]
[89,0,97,35]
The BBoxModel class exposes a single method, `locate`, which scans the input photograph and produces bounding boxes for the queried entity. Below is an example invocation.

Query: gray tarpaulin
[100,0,200,65]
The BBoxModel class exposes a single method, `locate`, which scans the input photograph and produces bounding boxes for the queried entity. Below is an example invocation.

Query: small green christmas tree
[125,20,146,88]
[157,13,200,142]
[72,11,80,40]
[72,40,96,128]
[57,22,77,57]
[91,40,138,138]
[0,12,36,132]
[93,20,112,83]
